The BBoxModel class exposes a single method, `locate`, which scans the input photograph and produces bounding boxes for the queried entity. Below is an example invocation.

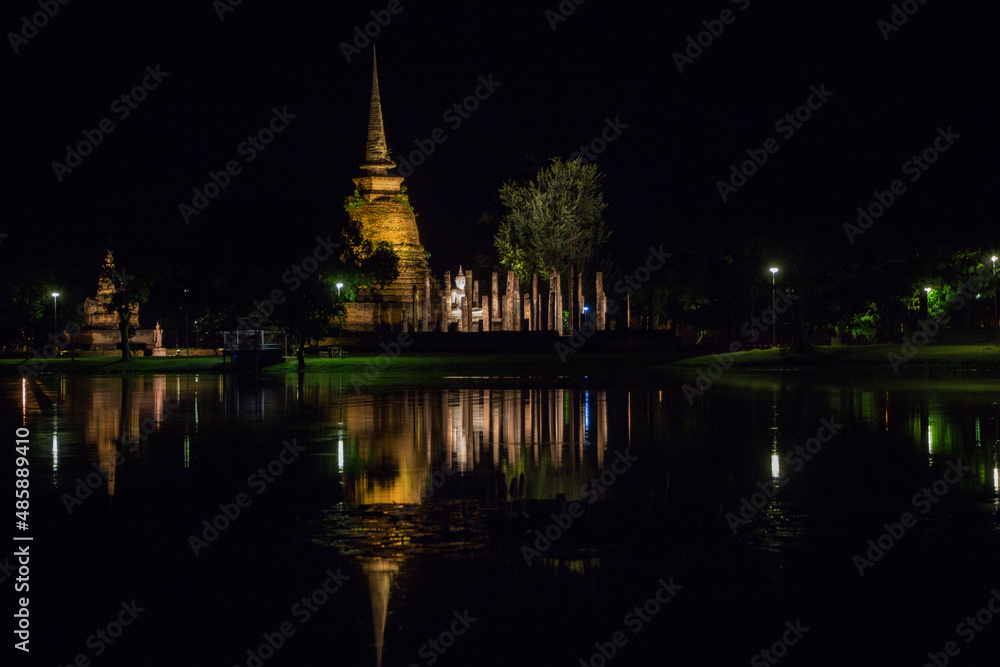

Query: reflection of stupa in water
[362,557,399,667]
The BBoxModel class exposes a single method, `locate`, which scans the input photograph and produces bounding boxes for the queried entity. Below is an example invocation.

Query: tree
[495,157,610,284]
[274,211,400,370]
[100,258,149,362]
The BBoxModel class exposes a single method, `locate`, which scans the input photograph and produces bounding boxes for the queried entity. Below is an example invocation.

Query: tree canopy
[495,157,610,283]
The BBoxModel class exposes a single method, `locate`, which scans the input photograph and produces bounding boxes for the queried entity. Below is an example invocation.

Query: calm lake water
[6,369,1000,666]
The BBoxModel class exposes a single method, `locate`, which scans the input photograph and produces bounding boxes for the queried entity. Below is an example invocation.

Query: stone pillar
[423,272,431,332]
[482,294,490,332]
[401,308,409,332]
[532,274,539,331]
[504,271,516,331]
[552,268,563,334]
[523,294,531,332]
[512,273,521,331]
[596,272,605,331]
[463,268,474,333]
[440,274,450,332]
[491,272,499,325]
[566,272,575,333]
[472,276,479,306]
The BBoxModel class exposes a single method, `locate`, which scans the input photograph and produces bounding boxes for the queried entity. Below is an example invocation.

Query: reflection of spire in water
[362,557,399,667]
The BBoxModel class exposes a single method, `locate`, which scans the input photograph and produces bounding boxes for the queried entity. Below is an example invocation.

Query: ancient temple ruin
[339,53,613,335]
[75,249,156,350]
[342,51,434,332]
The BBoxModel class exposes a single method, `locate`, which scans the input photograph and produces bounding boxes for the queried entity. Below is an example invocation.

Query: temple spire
[363,47,395,172]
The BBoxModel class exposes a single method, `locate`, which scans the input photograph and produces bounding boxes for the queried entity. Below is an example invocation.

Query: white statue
[153,322,163,348]
[450,266,466,314]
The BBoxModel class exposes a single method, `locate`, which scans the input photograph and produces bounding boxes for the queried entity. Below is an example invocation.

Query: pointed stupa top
[362,47,396,173]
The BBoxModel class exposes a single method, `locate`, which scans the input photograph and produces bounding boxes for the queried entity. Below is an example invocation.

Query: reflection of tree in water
[365,454,400,488]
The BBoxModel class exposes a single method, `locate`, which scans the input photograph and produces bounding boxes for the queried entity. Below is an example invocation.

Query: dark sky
[3,0,997,287]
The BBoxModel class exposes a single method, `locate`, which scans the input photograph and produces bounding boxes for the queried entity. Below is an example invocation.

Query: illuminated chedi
[343,50,433,331]
[76,249,156,350]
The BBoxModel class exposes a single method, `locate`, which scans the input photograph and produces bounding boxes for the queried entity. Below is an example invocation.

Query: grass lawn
[667,344,1000,372]
[3,345,997,378]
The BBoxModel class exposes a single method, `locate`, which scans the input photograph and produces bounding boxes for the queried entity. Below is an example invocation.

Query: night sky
[3,0,997,299]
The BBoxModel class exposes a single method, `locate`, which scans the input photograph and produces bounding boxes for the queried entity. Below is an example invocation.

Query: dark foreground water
[4,370,1000,666]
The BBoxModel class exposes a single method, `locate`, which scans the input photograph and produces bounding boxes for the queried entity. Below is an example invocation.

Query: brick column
[596,272,605,331]
[491,272,499,325]
[532,274,539,331]
[423,272,431,332]
[463,268,474,332]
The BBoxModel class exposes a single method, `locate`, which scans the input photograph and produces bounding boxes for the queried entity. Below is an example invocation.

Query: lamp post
[992,256,998,346]
[183,289,190,356]
[51,292,60,343]
[336,282,344,359]
[769,268,778,348]
[582,305,589,330]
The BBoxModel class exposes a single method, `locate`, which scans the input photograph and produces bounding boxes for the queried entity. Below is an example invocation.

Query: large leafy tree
[274,212,400,369]
[495,157,610,283]
[100,259,149,362]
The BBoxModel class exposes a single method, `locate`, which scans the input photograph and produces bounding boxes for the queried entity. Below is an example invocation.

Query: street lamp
[769,268,778,348]
[336,282,344,359]
[991,256,998,346]
[51,292,60,342]
[582,305,589,330]
[183,289,190,356]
